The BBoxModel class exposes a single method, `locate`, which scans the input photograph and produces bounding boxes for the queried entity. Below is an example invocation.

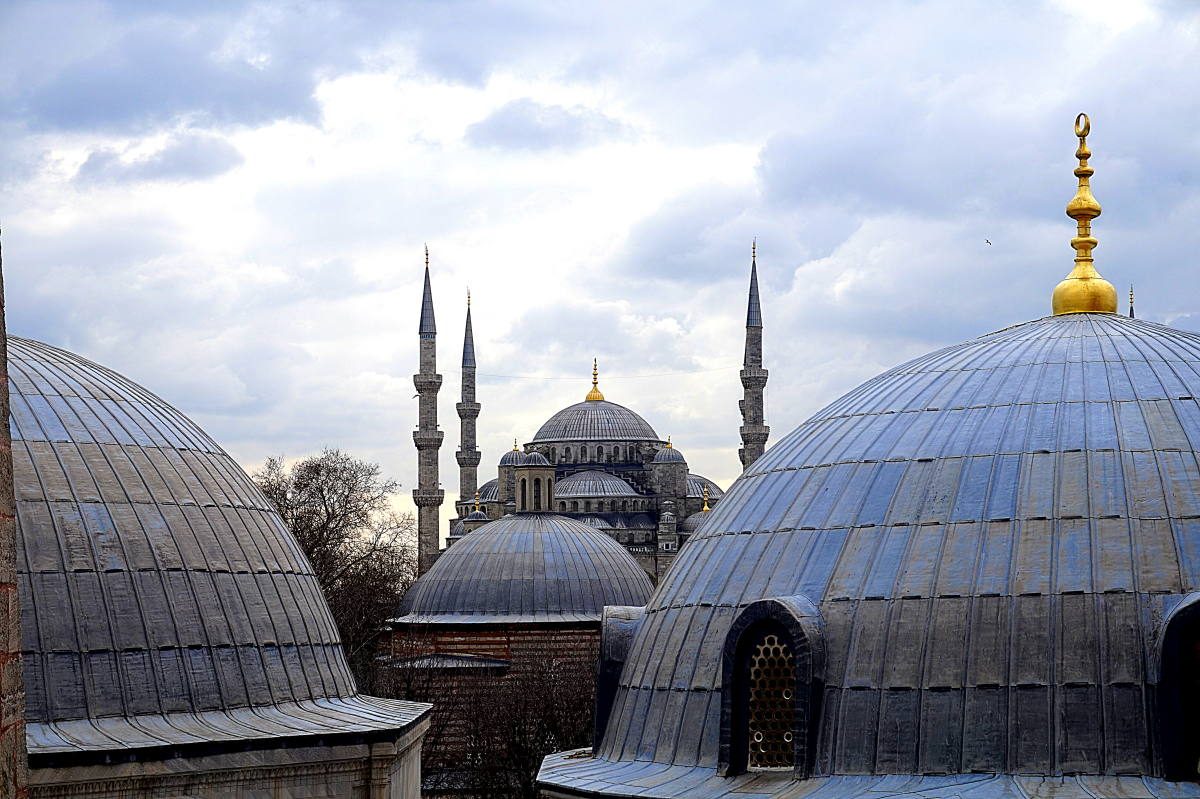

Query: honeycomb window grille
[746,632,796,770]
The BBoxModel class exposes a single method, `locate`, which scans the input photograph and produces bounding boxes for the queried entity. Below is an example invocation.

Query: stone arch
[719,595,825,779]
[519,478,527,511]
[1158,592,1200,780]
[533,477,543,511]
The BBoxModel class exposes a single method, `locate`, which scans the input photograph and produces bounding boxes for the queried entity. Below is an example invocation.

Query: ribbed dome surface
[532,400,660,443]
[557,470,638,498]
[652,446,686,463]
[543,313,1200,796]
[8,337,425,755]
[395,513,652,623]
[478,478,499,502]
[685,474,724,499]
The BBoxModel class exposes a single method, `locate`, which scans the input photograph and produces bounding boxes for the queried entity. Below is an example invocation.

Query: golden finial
[586,357,605,401]
[666,435,672,449]
[473,490,481,513]
[1129,284,1135,318]
[1052,113,1117,315]
[512,438,519,451]
[702,484,711,512]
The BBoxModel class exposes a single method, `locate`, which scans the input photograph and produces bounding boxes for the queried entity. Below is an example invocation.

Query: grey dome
[395,513,651,624]
[532,399,660,443]
[556,470,638,498]
[652,445,686,464]
[686,474,724,499]
[478,478,499,502]
[8,337,426,757]
[678,510,710,534]
[499,449,526,466]
[522,451,551,466]
[542,314,1200,797]
[465,509,489,521]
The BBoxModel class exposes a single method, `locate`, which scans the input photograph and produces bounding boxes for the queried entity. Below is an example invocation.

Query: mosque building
[0,270,432,796]
[412,246,770,580]
[538,115,1200,798]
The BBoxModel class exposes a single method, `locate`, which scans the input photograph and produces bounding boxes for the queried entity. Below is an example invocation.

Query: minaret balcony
[412,430,444,448]
[740,424,769,445]
[739,367,768,389]
[412,488,445,507]
[456,451,482,467]
[455,401,481,419]
[412,373,443,391]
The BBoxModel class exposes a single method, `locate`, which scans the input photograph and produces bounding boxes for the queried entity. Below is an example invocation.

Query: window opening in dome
[551,447,557,461]
[565,446,572,462]
[571,501,579,512]
[519,478,527,511]
[746,631,795,770]
[621,500,628,512]
[1159,598,1200,781]
[534,478,543,510]
[584,500,592,513]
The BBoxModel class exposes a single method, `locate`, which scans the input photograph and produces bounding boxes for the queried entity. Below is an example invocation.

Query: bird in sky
[985,239,992,245]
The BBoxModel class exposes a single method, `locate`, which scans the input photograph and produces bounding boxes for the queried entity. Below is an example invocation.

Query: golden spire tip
[586,357,605,401]
[513,438,518,451]
[702,484,711,512]
[473,489,480,513]
[1052,112,1116,315]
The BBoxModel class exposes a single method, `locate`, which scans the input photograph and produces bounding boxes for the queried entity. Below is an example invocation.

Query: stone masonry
[738,242,769,469]
[413,251,444,576]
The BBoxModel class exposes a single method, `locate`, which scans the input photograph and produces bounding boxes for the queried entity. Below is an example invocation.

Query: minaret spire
[456,290,481,511]
[1129,285,1136,319]
[413,247,444,575]
[738,239,769,470]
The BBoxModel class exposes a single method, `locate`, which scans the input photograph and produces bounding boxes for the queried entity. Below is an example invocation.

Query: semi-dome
[7,337,426,758]
[395,513,652,624]
[478,478,499,502]
[556,470,638,498]
[532,399,660,443]
[686,474,724,500]
[542,313,1200,796]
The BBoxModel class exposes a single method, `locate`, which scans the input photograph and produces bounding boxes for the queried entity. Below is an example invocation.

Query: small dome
[465,509,489,522]
[521,451,551,466]
[678,511,710,535]
[478,478,499,502]
[652,445,686,464]
[450,519,466,537]
[395,514,652,623]
[685,474,724,500]
[532,399,660,443]
[8,337,424,756]
[556,470,638,498]
[499,449,526,466]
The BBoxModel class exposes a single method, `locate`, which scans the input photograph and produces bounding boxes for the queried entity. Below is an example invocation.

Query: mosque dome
[542,311,1200,796]
[678,510,709,535]
[532,399,659,444]
[522,450,551,466]
[478,478,499,502]
[7,337,425,757]
[652,444,686,464]
[556,470,638,498]
[395,513,652,624]
[686,474,724,500]
[499,448,526,466]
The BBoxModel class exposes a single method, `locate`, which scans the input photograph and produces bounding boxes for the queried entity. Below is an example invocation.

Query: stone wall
[0,235,29,797]
[384,624,599,794]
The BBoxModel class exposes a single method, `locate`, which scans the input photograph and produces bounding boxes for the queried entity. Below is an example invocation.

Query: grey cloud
[76,133,243,183]
[466,99,631,151]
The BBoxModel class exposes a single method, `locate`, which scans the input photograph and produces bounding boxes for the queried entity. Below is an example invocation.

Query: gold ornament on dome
[1052,113,1117,315]
[586,357,605,401]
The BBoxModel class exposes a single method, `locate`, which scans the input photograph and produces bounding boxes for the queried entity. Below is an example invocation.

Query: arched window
[720,596,824,779]
[571,501,579,512]
[621,500,628,512]
[1159,593,1200,780]
[559,501,566,512]
[584,500,592,513]
[565,446,572,462]
[596,445,604,461]
[551,447,557,462]
[533,478,542,511]
[519,478,527,512]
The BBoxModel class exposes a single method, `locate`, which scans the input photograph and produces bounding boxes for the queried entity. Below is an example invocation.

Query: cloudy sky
[2,0,1198,533]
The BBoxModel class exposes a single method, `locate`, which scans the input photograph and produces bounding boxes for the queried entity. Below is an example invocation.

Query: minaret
[413,246,444,575]
[1129,285,1136,319]
[738,240,769,469]
[456,291,480,508]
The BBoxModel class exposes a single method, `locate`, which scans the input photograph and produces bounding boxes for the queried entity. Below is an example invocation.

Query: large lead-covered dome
[395,513,652,624]
[532,399,660,443]
[541,313,1200,797]
[8,337,425,757]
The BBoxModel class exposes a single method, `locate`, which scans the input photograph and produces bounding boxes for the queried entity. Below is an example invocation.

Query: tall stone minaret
[413,246,444,575]
[738,240,769,470]
[455,292,480,509]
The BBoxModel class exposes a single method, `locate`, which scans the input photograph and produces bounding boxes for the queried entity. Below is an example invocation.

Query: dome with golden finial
[1052,113,1118,314]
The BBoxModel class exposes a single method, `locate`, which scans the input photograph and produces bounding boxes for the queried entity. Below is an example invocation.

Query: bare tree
[253,449,417,687]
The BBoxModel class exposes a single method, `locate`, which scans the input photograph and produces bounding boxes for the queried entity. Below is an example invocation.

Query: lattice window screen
[747,633,795,769]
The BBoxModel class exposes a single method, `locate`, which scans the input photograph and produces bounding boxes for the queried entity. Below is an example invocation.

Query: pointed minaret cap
[1052,114,1117,315]
[746,239,763,327]
[1129,285,1136,319]
[462,291,476,368]
[586,358,605,401]
[419,245,437,336]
